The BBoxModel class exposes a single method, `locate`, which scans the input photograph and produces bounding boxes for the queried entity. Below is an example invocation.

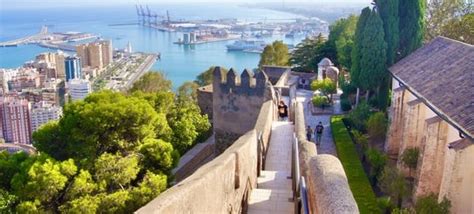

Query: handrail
[292,132,309,214]
[300,177,310,214]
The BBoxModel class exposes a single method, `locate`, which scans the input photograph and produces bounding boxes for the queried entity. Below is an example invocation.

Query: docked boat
[226,40,266,51]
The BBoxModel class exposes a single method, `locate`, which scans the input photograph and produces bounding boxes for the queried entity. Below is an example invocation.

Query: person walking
[278,100,288,121]
[306,125,312,142]
[315,122,324,145]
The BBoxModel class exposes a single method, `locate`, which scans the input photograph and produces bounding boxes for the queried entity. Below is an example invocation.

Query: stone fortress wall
[212,67,276,154]
[137,69,358,213]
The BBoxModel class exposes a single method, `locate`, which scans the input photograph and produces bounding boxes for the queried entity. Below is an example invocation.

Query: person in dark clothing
[306,126,312,141]
[278,101,288,121]
[315,122,324,145]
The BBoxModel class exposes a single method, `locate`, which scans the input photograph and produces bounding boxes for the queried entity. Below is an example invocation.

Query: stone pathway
[296,90,338,156]
[247,121,294,214]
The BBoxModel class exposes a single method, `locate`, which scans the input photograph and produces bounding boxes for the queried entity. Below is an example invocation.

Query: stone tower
[212,67,272,154]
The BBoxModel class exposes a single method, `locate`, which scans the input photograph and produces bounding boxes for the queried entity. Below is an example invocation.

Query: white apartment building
[30,101,62,132]
[67,78,91,101]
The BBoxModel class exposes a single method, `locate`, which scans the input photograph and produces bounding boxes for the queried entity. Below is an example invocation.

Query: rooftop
[389,36,474,139]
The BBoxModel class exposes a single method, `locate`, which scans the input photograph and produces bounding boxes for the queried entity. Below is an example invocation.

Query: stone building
[385,37,473,213]
[212,67,275,154]
[317,57,339,85]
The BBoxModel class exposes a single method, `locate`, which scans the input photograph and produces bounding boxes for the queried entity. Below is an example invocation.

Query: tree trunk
[365,90,370,102]
[356,88,360,106]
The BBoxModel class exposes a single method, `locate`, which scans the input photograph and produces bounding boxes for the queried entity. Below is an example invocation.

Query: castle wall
[196,85,213,121]
[212,67,273,154]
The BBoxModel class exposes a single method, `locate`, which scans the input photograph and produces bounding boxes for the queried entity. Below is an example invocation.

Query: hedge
[331,116,380,214]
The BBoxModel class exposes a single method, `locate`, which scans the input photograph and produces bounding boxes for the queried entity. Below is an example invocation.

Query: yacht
[226,40,266,51]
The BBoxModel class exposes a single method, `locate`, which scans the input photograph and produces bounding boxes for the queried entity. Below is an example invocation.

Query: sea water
[0,3,306,88]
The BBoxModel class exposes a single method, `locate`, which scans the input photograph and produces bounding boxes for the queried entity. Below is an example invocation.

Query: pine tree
[375,0,400,65]
[351,7,372,105]
[399,0,426,59]
[358,9,387,100]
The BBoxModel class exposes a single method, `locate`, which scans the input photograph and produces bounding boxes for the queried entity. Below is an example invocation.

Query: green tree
[415,194,451,214]
[130,72,172,93]
[401,147,420,177]
[177,81,199,103]
[375,0,400,66]
[312,96,329,108]
[425,0,473,43]
[347,102,371,132]
[329,15,358,69]
[378,166,410,208]
[367,112,388,145]
[310,78,337,102]
[259,41,289,69]
[0,151,29,191]
[0,188,17,213]
[139,138,177,174]
[399,0,426,59]
[194,66,228,86]
[290,34,328,72]
[94,153,140,189]
[366,148,387,185]
[259,45,275,69]
[351,7,371,105]
[357,8,388,102]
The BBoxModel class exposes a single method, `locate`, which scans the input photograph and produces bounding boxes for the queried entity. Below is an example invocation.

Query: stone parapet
[309,155,359,214]
[294,101,358,213]
[136,130,259,214]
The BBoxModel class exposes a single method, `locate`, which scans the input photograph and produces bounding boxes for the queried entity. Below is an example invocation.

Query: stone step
[247,189,294,214]
[257,170,292,190]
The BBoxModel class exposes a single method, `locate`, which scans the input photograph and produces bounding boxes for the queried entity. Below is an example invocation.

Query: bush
[311,78,337,100]
[367,112,388,145]
[401,147,420,177]
[331,116,380,213]
[415,194,451,214]
[378,166,410,208]
[366,148,387,184]
[341,98,352,111]
[352,130,368,151]
[312,96,329,108]
[348,102,371,132]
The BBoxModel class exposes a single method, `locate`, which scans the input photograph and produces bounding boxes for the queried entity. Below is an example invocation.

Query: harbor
[0,26,99,52]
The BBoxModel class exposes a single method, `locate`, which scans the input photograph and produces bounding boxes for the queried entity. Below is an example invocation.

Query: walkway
[296,90,339,156]
[247,121,294,214]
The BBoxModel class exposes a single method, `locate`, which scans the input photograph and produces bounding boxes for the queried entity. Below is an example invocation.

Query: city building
[30,101,62,132]
[8,68,41,92]
[65,56,82,81]
[0,96,32,144]
[125,41,133,53]
[0,69,17,94]
[75,40,113,70]
[66,79,91,101]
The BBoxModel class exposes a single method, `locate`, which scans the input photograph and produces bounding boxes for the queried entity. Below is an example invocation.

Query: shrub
[311,78,337,101]
[415,194,451,214]
[366,148,387,184]
[341,98,352,111]
[352,130,368,151]
[378,166,410,208]
[348,102,371,132]
[331,116,380,213]
[401,147,420,177]
[312,96,329,108]
[367,112,388,145]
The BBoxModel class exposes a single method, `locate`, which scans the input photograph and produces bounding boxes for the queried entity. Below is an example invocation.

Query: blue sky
[1,0,372,10]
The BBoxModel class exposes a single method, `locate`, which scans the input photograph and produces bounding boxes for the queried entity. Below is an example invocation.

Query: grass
[331,116,380,214]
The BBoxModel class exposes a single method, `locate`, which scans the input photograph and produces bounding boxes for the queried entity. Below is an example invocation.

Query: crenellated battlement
[213,67,268,96]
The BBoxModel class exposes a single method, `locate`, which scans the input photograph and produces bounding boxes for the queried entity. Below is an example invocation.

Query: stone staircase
[247,121,294,214]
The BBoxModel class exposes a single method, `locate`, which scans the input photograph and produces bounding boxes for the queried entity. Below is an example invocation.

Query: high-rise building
[30,101,62,132]
[65,56,82,81]
[99,40,113,66]
[67,79,91,101]
[55,52,66,79]
[0,96,32,144]
[75,40,113,70]
[88,43,103,69]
